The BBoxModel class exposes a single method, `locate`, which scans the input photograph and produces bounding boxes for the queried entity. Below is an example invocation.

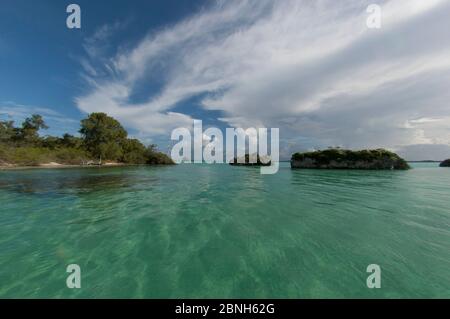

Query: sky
[1,0,450,160]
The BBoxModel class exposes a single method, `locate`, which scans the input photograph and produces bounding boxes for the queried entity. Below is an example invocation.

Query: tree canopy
[20,114,48,142]
[0,112,174,166]
[79,113,128,161]
[0,120,15,142]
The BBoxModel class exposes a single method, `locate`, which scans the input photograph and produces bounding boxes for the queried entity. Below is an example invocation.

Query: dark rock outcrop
[229,154,271,166]
[439,159,450,167]
[291,149,410,170]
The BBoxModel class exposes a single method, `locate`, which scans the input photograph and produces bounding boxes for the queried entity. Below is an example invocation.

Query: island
[291,148,410,170]
[229,154,271,166]
[0,112,174,169]
[439,159,450,167]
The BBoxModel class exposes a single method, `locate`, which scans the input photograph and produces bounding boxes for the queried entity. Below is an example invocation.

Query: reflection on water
[0,163,449,298]
[0,167,162,196]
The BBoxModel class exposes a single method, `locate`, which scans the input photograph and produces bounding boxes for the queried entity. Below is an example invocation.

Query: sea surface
[0,162,449,298]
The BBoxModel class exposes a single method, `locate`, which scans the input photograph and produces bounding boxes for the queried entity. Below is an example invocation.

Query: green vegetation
[440,159,450,167]
[0,113,174,167]
[79,112,127,163]
[291,148,410,170]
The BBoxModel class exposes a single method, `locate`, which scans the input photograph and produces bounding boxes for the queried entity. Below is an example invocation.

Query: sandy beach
[0,162,128,170]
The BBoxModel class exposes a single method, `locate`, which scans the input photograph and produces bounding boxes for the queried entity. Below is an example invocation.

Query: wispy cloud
[75,0,450,158]
[0,101,79,135]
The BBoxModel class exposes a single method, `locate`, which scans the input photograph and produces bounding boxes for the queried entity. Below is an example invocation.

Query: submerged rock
[229,154,271,166]
[439,159,450,167]
[291,149,410,170]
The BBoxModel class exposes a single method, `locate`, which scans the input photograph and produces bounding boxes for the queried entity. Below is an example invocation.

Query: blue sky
[1,0,450,160]
[0,0,211,141]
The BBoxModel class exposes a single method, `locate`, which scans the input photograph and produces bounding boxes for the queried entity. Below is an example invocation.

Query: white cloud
[0,101,76,124]
[75,0,450,159]
[0,101,79,136]
[397,144,450,161]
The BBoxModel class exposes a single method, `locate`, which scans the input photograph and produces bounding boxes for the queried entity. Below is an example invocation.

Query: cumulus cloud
[75,0,450,159]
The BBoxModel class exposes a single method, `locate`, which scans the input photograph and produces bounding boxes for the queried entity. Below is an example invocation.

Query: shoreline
[1,161,441,171]
[0,162,132,171]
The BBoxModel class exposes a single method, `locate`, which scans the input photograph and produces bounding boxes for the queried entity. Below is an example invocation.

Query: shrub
[53,147,90,165]
[291,148,410,169]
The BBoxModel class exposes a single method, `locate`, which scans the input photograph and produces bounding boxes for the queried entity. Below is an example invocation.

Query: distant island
[440,159,450,167]
[229,154,271,166]
[0,112,174,168]
[408,160,441,163]
[291,149,410,170]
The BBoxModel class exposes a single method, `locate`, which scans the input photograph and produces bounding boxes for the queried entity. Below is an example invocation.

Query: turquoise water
[0,163,449,298]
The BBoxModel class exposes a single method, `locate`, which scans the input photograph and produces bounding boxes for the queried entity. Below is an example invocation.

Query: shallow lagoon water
[0,163,449,298]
